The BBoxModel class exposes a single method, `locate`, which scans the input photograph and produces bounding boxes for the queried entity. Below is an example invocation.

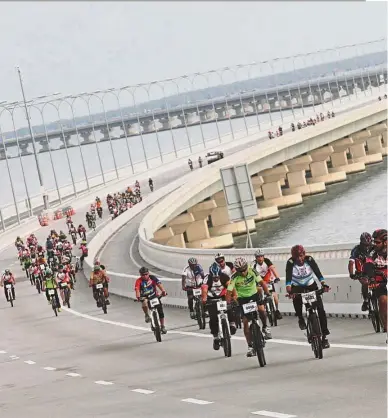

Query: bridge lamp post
[335,47,352,102]
[185,76,206,149]
[40,100,77,197]
[58,96,90,191]
[274,56,296,120]
[268,59,284,124]
[300,53,317,114]
[291,55,306,116]
[247,63,262,131]
[119,86,149,170]
[28,103,62,204]
[166,77,192,153]
[88,91,119,179]
[232,64,249,135]
[308,52,325,113]
[0,103,33,216]
[97,88,134,173]
[350,44,368,98]
[70,93,106,184]
[0,119,20,225]
[191,72,221,143]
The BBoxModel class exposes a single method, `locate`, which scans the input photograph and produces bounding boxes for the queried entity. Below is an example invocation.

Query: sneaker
[190,311,196,320]
[361,301,369,312]
[298,317,307,330]
[145,313,151,323]
[246,345,255,357]
[213,337,220,351]
[275,310,283,320]
[105,299,111,305]
[161,326,167,335]
[229,322,237,336]
[263,327,272,340]
[322,337,330,349]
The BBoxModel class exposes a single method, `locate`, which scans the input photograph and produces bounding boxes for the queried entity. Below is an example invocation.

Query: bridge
[0,100,386,418]
[1,67,386,160]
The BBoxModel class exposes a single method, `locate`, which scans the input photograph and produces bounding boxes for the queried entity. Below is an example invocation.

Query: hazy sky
[1,1,387,105]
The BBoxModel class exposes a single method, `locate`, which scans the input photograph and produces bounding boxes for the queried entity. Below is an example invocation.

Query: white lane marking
[63,307,388,351]
[24,360,36,365]
[251,411,297,418]
[0,350,7,354]
[66,372,81,377]
[43,367,57,371]
[9,355,19,360]
[95,380,114,385]
[132,388,155,395]
[181,398,213,405]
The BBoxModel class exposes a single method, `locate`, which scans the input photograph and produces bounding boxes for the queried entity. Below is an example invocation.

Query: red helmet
[291,245,305,259]
[373,229,387,243]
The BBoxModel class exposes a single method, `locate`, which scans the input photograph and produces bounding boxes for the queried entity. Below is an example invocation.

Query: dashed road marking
[66,372,81,377]
[24,360,36,365]
[95,380,114,385]
[132,388,155,395]
[43,367,57,371]
[9,355,19,360]
[181,398,213,405]
[0,350,7,354]
[63,307,388,351]
[251,411,297,418]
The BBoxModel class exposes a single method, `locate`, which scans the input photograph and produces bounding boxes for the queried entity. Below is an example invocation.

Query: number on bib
[217,300,227,311]
[60,282,67,288]
[96,283,103,289]
[40,264,45,270]
[301,291,317,304]
[242,302,257,314]
[48,289,55,295]
[5,284,12,289]
[193,288,201,297]
[149,298,159,307]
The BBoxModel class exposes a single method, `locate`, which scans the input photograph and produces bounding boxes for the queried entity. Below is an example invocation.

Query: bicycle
[59,282,71,308]
[264,283,277,327]
[4,283,15,307]
[147,295,165,342]
[47,288,60,317]
[95,283,108,314]
[192,288,206,330]
[291,287,327,359]
[241,300,266,367]
[34,272,43,294]
[207,299,232,357]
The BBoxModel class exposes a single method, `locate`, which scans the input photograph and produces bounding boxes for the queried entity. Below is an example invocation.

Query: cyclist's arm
[285,259,294,292]
[226,278,236,302]
[201,275,210,302]
[306,256,325,284]
[181,273,187,290]
[255,273,269,296]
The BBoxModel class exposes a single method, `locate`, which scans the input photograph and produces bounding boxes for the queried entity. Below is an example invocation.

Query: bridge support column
[59,134,72,149]
[80,130,93,144]
[349,141,382,165]
[19,142,31,155]
[284,169,326,196]
[100,127,112,141]
[234,105,243,116]
[158,119,172,130]
[258,180,302,209]
[367,135,387,156]
[260,165,288,186]
[209,206,256,237]
[369,123,387,136]
[152,226,174,245]
[38,139,50,152]
[307,159,346,185]
[187,200,217,221]
[0,147,6,160]
[141,120,154,133]
[123,123,139,136]
[352,130,370,141]
[329,138,365,174]
[205,109,217,120]
[166,213,195,235]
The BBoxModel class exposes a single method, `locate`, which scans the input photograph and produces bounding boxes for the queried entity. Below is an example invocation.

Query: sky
[0,1,387,126]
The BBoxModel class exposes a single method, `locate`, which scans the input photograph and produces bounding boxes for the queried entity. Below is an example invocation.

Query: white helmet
[234,257,248,272]
[254,249,264,257]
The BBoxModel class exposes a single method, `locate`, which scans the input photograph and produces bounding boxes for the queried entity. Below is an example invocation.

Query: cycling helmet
[139,266,149,275]
[93,265,101,272]
[188,257,198,265]
[214,252,224,260]
[372,229,387,243]
[291,245,305,259]
[4,269,10,274]
[209,263,221,277]
[45,267,52,275]
[360,232,372,246]
[58,264,64,270]
[94,260,101,266]
[81,240,87,245]
[254,249,265,257]
[234,257,248,272]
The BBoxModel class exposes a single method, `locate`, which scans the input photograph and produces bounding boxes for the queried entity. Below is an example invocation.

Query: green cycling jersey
[227,267,262,298]
[44,275,57,289]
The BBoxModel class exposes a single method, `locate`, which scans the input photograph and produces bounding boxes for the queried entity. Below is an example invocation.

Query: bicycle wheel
[251,322,266,367]
[267,298,277,327]
[234,305,242,329]
[52,298,58,317]
[9,290,14,308]
[101,295,107,314]
[309,313,323,359]
[65,288,71,309]
[196,300,206,330]
[152,311,162,342]
[370,297,381,333]
[221,318,232,357]
[36,279,41,294]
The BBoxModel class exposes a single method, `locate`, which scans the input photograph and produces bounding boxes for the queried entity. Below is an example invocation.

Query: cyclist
[1,269,16,302]
[15,236,24,250]
[135,267,167,333]
[182,257,205,319]
[202,263,236,350]
[148,177,154,191]
[285,245,330,349]
[214,252,234,277]
[370,229,387,332]
[89,265,110,307]
[348,232,373,311]
[77,224,86,240]
[56,265,71,305]
[86,212,93,228]
[79,240,88,270]
[252,249,282,320]
[226,257,272,357]
[43,267,61,311]
[58,230,67,242]
[94,259,106,272]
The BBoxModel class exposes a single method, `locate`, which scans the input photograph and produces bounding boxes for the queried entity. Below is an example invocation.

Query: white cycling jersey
[182,265,204,288]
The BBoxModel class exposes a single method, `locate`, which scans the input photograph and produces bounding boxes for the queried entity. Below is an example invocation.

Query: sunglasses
[237,267,248,273]
[216,258,225,263]
[141,272,149,276]
[374,240,382,245]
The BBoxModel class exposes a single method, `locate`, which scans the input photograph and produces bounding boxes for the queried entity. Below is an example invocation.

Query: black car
[206,151,224,165]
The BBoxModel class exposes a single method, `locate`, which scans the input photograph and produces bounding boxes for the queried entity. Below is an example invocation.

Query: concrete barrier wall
[138,100,387,275]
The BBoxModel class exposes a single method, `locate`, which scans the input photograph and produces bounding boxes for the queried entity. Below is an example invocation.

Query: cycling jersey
[135,275,160,298]
[202,274,225,298]
[227,267,262,298]
[182,265,204,288]
[285,256,324,287]
[371,251,387,283]
[44,276,57,289]
[252,258,274,282]
[219,262,234,277]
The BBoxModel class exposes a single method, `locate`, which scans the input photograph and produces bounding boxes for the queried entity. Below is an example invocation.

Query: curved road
[1,96,387,418]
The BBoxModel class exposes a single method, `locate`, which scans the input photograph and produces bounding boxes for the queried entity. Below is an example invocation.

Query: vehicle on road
[206,151,224,165]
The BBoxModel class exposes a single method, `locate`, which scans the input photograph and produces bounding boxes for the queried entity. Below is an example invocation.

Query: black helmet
[372,229,387,243]
[139,267,149,275]
[360,232,372,246]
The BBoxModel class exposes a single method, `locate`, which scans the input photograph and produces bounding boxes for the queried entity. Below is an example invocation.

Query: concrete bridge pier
[59,134,72,149]
[38,139,50,153]
[199,112,208,123]
[307,146,347,185]
[123,123,139,136]
[205,109,217,121]
[159,119,172,130]
[329,138,365,174]
[366,135,387,157]
[19,141,32,155]
[141,120,154,133]
[99,126,112,141]
[79,130,93,144]
[349,138,383,165]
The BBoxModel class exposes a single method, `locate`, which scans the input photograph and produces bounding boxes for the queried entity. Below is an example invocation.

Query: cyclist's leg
[141,299,149,315]
[187,289,194,312]
[237,297,252,345]
[376,286,387,332]
[226,303,236,334]
[4,285,8,301]
[315,293,329,336]
[45,288,50,303]
[361,282,369,310]
[257,292,268,328]
[54,289,61,308]
[11,285,15,300]
[157,302,165,327]
[207,302,219,337]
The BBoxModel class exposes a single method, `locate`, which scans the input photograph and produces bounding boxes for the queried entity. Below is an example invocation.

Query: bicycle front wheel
[308,312,323,359]
[153,311,162,342]
[196,300,206,330]
[251,322,266,367]
[221,318,231,358]
[370,297,381,333]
